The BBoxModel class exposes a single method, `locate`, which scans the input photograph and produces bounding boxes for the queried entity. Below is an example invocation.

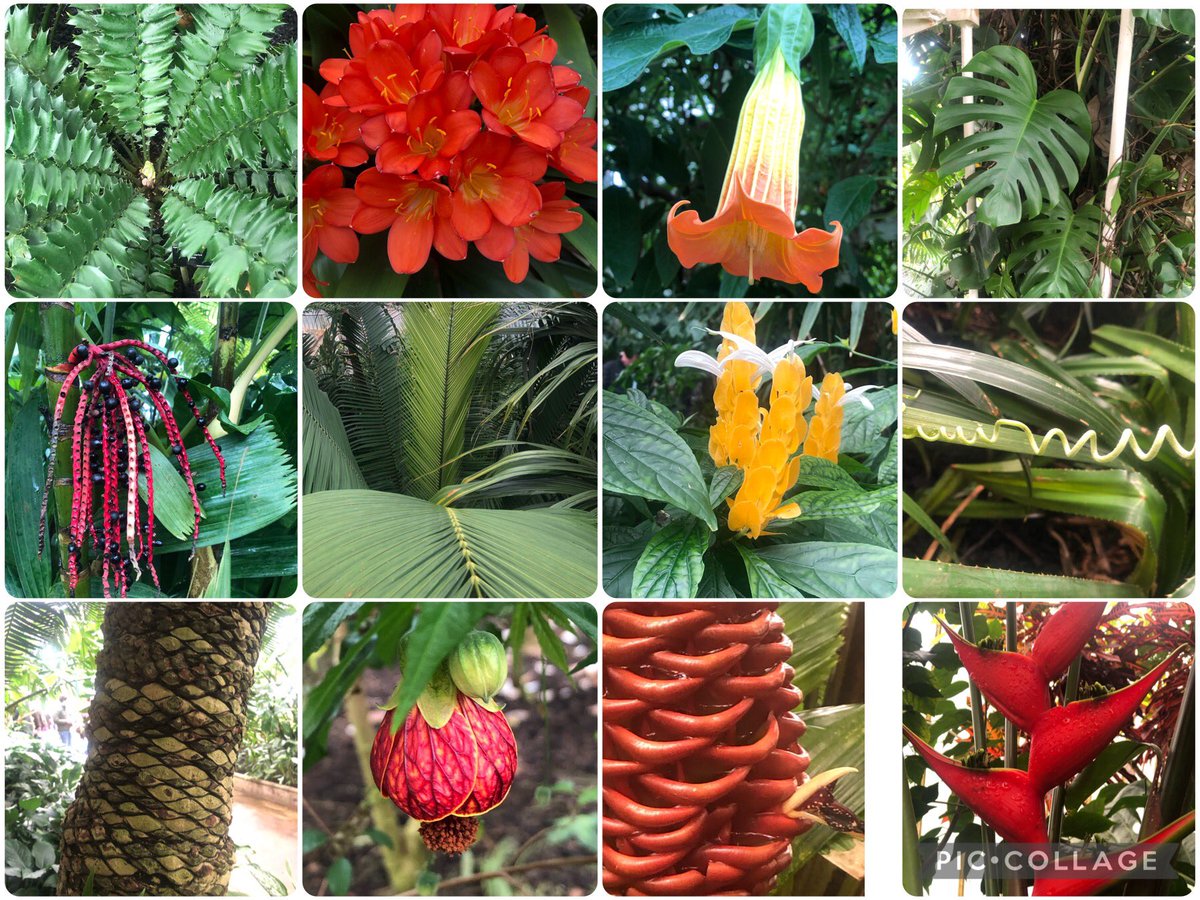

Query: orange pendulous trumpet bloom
[666,47,842,290]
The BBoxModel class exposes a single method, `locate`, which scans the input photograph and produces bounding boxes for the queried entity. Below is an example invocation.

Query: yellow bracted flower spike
[683,302,868,539]
[803,373,846,462]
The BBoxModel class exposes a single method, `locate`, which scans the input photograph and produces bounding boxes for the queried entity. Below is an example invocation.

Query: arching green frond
[9,185,155,298]
[70,5,177,148]
[303,490,597,598]
[400,302,502,499]
[167,44,297,179]
[301,366,368,493]
[167,4,285,131]
[161,180,296,297]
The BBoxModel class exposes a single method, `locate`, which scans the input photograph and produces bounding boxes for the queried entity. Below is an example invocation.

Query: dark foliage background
[603,3,898,299]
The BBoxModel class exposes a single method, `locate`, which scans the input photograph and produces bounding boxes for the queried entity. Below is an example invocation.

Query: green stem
[1047,654,1082,843]
[1076,11,1109,92]
[218,305,296,432]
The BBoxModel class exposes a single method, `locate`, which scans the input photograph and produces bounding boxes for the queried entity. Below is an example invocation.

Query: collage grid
[0,0,1196,898]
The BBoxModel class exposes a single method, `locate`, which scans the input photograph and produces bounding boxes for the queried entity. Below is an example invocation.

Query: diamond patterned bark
[57,602,268,895]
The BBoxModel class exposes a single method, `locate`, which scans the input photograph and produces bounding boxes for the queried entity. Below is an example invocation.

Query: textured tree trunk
[57,602,269,895]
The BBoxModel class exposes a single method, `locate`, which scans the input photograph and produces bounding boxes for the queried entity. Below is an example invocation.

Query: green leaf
[603,4,759,90]
[1091,325,1195,382]
[300,366,367,493]
[5,402,53,598]
[301,601,366,660]
[632,517,709,598]
[303,491,596,598]
[602,390,717,529]
[753,4,814,74]
[543,4,597,117]
[1064,741,1151,809]
[204,245,250,297]
[934,45,1092,227]
[139,443,196,540]
[326,857,352,896]
[302,829,328,854]
[1009,202,1103,298]
[302,631,377,764]
[869,23,897,64]
[391,603,495,726]
[602,187,640,288]
[904,558,1141,598]
[825,175,877,232]
[738,541,896,598]
[709,465,743,507]
[794,487,889,519]
[154,420,297,553]
[827,6,867,70]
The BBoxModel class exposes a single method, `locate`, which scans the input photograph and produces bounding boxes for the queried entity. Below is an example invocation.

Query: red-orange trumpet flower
[667,47,841,290]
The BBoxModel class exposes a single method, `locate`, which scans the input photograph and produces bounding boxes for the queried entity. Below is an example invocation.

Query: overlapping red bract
[303,3,597,293]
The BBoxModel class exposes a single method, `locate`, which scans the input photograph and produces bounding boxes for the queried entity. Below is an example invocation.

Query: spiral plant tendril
[902,398,1196,463]
[603,602,861,895]
[37,340,227,598]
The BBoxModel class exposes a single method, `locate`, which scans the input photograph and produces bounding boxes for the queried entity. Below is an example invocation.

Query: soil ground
[229,781,298,895]
[302,644,598,896]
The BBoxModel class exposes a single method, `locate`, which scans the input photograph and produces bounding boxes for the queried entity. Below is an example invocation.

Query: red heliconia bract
[1027,645,1186,794]
[1030,601,1107,681]
[38,340,226,598]
[938,617,1050,733]
[903,728,1049,844]
[370,690,517,854]
[602,603,861,895]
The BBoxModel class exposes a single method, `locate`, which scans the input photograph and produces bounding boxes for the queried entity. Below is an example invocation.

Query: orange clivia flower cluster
[681,301,857,538]
[303,4,598,294]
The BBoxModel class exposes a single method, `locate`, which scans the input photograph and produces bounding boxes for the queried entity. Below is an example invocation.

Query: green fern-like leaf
[167,44,297,179]
[167,4,284,131]
[161,179,296,297]
[71,5,178,149]
[1009,201,1104,298]
[9,185,154,297]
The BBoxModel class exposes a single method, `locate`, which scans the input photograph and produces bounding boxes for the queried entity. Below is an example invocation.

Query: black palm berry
[126,348,142,364]
[92,472,104,484]
[74,343,89,359]
[153,539,164,547]
[68,542,78,554]
[98,379,112,394]
[171,444,183,455]
[91,437,102,448]
[196,416,207,425]
[82,379,95,390]
[167,357,179,370]
[120,377,133,389]
[104,397,117,409]
[109,511,120,522]
[196,482,207,492]
[177,376,189,387]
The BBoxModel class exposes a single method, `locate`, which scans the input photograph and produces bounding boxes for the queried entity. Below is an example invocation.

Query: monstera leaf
[934,46,1091,227]
[1009,201,1104,297]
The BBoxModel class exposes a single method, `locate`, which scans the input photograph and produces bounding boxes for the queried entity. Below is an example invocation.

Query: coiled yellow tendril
[901,402,1195,463]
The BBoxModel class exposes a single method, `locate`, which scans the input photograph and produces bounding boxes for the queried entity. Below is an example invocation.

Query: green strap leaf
[738,541,896,598]
[904,558,1141,598]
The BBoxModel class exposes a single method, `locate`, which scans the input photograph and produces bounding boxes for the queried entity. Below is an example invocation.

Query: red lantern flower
[371,691,518,854]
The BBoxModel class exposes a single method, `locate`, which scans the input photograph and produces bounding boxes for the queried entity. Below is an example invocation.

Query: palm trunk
[57,602,269,895]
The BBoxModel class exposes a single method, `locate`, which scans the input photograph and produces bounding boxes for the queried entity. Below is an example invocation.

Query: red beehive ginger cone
[602,603,860,895]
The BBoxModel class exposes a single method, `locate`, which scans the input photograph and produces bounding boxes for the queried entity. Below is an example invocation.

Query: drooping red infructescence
[602,603,861,895]
[37,340,226,598]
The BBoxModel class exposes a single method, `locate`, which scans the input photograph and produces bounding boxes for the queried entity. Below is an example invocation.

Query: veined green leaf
[631,517,709,598]
[738,541,896,598]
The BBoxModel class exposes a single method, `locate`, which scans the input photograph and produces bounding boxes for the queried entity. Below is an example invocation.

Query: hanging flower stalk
[905,602,1191,894]
[675,300,874,538]
[667,6,841,289]
[38,340,226,598]
[370,631,518,854]
[602,603,860,894]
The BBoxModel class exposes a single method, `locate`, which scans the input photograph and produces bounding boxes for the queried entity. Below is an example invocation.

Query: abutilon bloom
[676,301,872,538]
[667,47,842,290]
[302,4,598,292]
[371,691,518,854]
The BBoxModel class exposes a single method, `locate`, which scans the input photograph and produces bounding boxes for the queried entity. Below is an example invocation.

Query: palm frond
[301,366,367,493]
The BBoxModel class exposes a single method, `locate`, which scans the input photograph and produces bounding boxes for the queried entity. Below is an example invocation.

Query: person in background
[53,695,73,746]
[603,349,638,391]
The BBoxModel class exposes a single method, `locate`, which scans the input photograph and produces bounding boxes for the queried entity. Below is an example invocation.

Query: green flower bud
[449,630,508,702]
